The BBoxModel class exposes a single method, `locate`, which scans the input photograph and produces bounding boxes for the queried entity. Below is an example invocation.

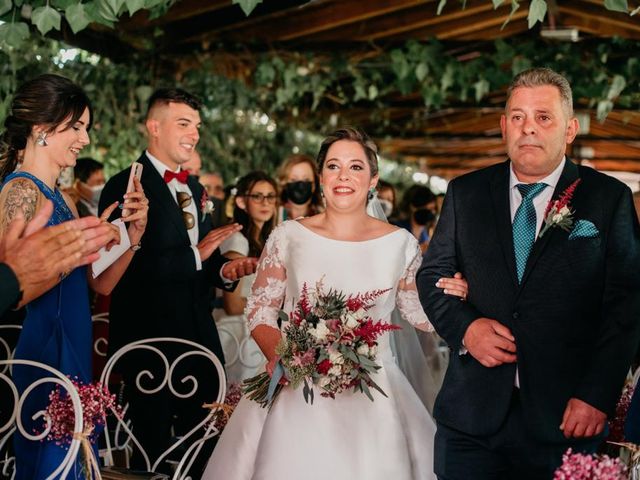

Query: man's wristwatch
[130,242,142,252]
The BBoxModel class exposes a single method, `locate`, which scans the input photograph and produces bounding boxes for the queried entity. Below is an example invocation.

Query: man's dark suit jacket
[99,153,230,363]
[0,263,20,316]
[417,159,640,444]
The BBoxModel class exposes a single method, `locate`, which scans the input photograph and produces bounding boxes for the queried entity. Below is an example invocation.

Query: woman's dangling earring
[367,187,376,202]
[36,132,48,147]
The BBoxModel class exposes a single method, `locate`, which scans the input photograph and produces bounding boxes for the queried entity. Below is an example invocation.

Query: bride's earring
[36,132,48,147]
[367,188,376,202]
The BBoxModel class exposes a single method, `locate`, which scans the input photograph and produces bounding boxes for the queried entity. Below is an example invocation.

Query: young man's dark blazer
[417,158,640,444]
[99,152,232,363]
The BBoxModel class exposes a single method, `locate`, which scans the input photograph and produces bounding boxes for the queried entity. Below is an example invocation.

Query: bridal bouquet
[243,280,400,409]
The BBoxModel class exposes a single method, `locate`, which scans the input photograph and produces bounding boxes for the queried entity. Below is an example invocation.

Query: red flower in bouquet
[242,280,400,409]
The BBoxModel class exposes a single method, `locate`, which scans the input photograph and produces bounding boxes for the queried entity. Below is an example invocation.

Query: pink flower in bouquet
[553,448,627,480]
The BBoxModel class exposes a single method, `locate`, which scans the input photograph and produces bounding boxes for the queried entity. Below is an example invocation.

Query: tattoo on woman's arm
[3,179,39,225]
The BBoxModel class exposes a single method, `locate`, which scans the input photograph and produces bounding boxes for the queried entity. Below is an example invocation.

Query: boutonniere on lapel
[539,178,581,238]
[200,189,214,221]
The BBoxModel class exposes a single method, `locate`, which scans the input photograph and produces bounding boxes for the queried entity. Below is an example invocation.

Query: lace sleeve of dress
[396,238,434,331]
[245,224,288,331]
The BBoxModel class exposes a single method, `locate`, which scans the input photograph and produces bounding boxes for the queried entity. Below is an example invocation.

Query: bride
[203,127,467,480]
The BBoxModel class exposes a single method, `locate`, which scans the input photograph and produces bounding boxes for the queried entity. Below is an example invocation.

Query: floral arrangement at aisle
[45,379,123,478]
[205,382,243,433]
[609,383,636,443]
[553,448,628,480]
[243,280,399,409]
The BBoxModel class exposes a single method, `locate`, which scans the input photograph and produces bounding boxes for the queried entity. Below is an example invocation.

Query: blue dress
[3,172,93,479]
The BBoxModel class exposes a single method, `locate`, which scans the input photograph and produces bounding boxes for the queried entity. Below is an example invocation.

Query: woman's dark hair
[316,127,379,177]
[277,153,323,214]
[233,171,278,257]
[0,74,93,181]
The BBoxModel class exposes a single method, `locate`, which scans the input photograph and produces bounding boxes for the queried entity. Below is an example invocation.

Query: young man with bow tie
[100,88,257,474]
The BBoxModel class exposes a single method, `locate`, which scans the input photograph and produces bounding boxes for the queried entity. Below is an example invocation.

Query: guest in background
[215,171,278,382]
[376,179,397,221]
[277,153,323,222]
[395,184,437,252]
[201,171,225,201]
[201,171,228,228]
[73,157,105,217]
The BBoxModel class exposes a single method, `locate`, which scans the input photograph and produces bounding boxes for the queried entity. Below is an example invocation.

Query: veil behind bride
[367,191,447,414]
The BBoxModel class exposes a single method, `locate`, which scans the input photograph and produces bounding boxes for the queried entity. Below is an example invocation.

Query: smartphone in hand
[122,162,143,217]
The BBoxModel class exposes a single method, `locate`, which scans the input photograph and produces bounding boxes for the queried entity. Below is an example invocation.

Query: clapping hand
[197,224,242,261]
[222,257,258,282]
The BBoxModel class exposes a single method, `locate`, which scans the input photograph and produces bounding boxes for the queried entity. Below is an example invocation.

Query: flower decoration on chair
[204,382,243,433]
[608,383,635,443]
[45,379,123,479]
[539,178,581,238]
[243,279,400,409]
[553,448,627,479]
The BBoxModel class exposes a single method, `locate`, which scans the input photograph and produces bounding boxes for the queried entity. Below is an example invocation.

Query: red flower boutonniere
[200,189,214,220]
[539,178,581,238]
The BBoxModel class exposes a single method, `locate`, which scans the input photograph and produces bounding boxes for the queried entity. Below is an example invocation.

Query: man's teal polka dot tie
[513,183,547,283]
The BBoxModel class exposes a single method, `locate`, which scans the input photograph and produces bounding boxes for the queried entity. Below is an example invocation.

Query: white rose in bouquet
[357,344,370,356]
[309,320,330,341]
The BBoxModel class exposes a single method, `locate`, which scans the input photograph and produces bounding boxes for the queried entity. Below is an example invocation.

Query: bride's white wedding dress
[203,220,437,480]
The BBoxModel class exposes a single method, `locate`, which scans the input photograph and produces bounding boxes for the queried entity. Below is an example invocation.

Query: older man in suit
[100,88,256,473]
[418,68,640,479]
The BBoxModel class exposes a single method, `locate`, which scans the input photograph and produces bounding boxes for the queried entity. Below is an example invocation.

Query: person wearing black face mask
[394,184,438,253]
[282,180,313,206]
[277,154,324,222]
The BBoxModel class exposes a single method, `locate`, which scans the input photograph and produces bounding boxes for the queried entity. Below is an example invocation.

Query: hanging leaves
[31,5,61,35]
[65,3,91,34]
[232,0,263,17]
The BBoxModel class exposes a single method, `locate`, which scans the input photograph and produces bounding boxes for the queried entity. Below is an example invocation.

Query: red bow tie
[163,169,189,184]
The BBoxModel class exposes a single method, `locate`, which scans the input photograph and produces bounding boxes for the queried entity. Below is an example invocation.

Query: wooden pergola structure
[64,0,640,179]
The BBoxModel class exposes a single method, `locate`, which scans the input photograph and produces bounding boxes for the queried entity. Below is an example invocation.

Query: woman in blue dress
[0,74,148,479]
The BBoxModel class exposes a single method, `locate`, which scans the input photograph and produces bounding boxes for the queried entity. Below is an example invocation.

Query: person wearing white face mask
[73,157,105,217]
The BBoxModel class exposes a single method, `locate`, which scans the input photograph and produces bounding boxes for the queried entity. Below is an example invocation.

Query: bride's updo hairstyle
[316,127,379,177]
[0,74,92,180]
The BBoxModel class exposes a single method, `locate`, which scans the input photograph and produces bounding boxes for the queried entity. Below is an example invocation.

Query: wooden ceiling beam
[181,0,432,45]
[305,0,497,42]
[120,0,231,30]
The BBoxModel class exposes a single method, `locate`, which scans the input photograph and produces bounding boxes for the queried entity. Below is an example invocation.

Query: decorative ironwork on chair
[98,337,227,480]
[91,314,110,359]
[0,325,22,367]
[0,359,84,480]
[215,315,265,374]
